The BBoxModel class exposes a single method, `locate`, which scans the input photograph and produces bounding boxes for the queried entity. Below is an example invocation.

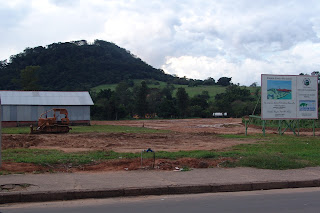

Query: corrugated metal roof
[0,91,94,106]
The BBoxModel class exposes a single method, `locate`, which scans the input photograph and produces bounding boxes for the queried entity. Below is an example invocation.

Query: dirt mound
[2,135,41,149]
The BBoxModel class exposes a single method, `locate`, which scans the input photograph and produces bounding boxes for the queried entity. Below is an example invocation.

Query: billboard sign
[261,74,318,120]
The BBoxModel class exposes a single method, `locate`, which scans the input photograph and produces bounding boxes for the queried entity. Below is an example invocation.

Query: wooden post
[313,120,315,137]
[245,120,247,136]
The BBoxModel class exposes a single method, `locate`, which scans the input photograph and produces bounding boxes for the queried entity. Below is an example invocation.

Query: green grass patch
[92,80,228,101]
[156,150,218,159]
[223,134,320,169]
[3,149,139,166]
[2,127,30,134]
[232,154,312,170]
[174,85,226,101]
[2,149,221,166]
[2,125,169,134]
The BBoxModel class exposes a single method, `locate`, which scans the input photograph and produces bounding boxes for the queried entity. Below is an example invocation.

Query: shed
[0,91,94,127]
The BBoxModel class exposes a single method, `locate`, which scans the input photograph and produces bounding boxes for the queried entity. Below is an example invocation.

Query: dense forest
[0,40,176,91]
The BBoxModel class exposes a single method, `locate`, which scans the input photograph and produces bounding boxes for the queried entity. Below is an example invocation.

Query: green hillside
[92,80,259,101]
[0,39,238,93]
[0,40,174,91]
[92,81,224,100]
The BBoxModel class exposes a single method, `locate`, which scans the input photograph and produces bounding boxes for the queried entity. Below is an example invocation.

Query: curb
[1,179,320,204]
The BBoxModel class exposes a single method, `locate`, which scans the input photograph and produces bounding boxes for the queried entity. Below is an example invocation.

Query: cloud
[0,0,320,85]
[162,41,320,85]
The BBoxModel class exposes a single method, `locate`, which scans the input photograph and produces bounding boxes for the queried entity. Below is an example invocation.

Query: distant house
[0,91,94,127]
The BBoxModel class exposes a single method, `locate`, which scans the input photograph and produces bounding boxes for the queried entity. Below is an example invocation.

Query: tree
[250,82,257,87]
[90,89,114,120]
[311,71,320,83]
[157,98,177,118]
[147,88,162,115]
[217,77,232,86]
[19,66,41,90]
[135,81,149,118]
[115,81,134,117]
[0,60,7,69]
[215,85,254,117]
[190,92,209,110]
[203,77,215,85]
[176,87,189,118]
[156,84,177,118]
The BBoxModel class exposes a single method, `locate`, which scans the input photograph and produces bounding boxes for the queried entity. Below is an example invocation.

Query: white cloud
[1,0,320,85]
[162,41,320,85]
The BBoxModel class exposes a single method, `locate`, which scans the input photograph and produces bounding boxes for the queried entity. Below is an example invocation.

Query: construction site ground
[1,118,318,173]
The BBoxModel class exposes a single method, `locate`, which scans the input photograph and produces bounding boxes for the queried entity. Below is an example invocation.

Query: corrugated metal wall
[2,105,90,121]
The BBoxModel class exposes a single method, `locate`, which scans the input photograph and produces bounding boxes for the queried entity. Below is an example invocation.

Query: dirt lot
[2,118,259,153]
[1,118,317,173]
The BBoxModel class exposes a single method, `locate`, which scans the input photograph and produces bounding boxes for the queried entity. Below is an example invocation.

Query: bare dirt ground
[1,118,318,173]
[92,118,248,134]
[2,118,261,153]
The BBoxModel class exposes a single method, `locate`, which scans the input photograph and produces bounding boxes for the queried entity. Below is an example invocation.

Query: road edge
[1,179,320,204]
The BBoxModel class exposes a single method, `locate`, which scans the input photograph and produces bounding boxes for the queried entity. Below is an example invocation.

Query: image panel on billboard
[267,80,292,100]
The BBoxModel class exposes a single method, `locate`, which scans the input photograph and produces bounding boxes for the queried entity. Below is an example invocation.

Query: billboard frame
[261,74,318,120]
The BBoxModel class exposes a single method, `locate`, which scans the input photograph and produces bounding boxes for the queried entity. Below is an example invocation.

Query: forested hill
[0,40,174,91]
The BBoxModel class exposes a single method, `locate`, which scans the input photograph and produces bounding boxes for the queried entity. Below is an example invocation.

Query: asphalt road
[2,188,320,213]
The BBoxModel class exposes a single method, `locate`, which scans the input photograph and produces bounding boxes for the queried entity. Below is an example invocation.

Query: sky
[1,0,320,86]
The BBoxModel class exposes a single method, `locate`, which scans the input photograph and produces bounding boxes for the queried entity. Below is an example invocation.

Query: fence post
[313,120,315,137]
[245,120,247,136]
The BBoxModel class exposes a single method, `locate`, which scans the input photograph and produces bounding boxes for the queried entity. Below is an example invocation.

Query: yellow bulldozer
[30,108,72,134]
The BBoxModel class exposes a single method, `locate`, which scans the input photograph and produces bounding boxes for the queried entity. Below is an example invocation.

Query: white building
[0,91,94,127]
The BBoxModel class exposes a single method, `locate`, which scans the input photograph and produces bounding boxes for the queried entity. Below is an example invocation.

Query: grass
[2,149,220,166]
[2,127,31,134]
[156,150,218,159]
[2,132,320,171]
[224,134,320,169]
[243,117,320,129]
[2,149,138,165]
[2,125,170,134]
[92,80,228,101]
[91,80,260,102]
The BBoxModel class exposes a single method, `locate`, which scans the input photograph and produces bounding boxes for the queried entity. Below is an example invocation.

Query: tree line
[90,80,260,120]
